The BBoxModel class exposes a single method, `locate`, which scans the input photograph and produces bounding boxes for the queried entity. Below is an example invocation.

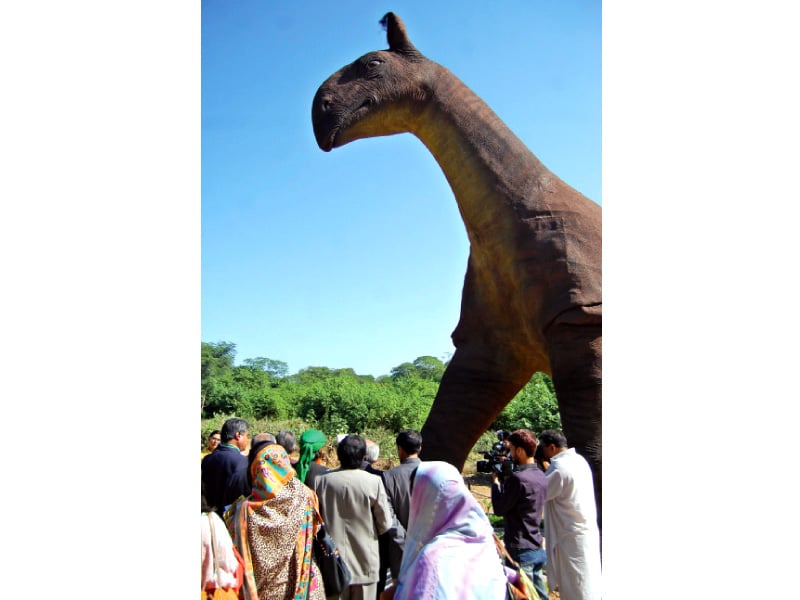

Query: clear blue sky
[202,1,601,377]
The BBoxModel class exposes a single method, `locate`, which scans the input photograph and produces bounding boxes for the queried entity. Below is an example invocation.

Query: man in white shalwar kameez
[540,429,601,600]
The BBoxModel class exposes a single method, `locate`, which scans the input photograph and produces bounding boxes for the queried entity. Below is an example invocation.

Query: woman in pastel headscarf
[225,443,326,600]
[383,461,509,600]
[296,429,329,488]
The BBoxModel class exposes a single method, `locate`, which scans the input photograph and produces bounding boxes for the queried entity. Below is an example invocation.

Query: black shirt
[490,463,546,550]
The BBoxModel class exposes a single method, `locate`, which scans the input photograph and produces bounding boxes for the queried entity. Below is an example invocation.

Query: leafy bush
[491,372,561,433]
[201,342,563,465]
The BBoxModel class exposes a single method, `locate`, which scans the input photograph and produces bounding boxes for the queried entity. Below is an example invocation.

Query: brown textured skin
[311,13,602,523]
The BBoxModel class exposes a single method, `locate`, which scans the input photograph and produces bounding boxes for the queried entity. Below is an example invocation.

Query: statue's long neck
[410,67,554,243]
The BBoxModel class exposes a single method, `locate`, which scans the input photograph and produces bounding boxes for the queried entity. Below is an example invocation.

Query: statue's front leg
[420,342,531,470]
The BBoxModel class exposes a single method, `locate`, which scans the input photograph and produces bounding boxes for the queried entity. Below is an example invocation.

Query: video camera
[476,430,515,476]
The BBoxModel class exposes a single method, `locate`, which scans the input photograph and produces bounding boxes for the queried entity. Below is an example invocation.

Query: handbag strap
[309,489,327,534]
[207,512,222,588]
[493,532,522,569]
[309,489,324,523]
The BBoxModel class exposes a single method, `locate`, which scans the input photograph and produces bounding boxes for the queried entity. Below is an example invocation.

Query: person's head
[533,444,549,471]
[364,439,380,464]
[296,429,328,483]
[254,432,276,445]
[206,430,221,452]
[299,429,327,457]
[498,430,511,451]
[506,429,537,465]
[248,443,296,501]
[538,429,568,460]
[407,461,490,543]
[247,432,277,480]
[276,430,296,454]
[221,417,250,451]
[337,434,367,469]
[396,429,422,459]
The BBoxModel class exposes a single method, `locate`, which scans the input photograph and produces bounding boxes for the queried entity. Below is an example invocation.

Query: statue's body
[311,13,602,521]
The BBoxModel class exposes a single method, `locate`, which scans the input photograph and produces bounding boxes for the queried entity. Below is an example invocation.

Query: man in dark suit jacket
[381,429,423,586]
[201,417,250,517]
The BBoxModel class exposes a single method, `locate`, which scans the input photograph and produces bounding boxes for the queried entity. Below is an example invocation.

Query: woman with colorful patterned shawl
[225,443,326,600]
[385,461,509,600]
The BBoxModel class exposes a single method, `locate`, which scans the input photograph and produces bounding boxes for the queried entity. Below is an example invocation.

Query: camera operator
[476,430,513,475]
[491,429,549,600]
[497,429,511,457]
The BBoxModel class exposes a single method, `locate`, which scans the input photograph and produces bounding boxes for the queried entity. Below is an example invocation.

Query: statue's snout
[311,86,339,152]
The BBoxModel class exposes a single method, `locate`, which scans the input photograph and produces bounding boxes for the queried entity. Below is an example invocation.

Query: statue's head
[311,13,436,151]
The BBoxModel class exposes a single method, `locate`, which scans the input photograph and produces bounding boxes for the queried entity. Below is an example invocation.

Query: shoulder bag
[493,533,540,600]
[313,512,352,596]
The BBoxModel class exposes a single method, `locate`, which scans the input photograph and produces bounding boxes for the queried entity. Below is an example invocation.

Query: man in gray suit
[315,435,393,600]
[380,429,423,587]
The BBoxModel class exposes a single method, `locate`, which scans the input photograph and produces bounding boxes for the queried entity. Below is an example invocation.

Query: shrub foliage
[201,341,561,446]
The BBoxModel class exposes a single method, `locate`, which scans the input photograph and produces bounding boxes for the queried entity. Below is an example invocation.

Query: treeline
[201,341,561,435]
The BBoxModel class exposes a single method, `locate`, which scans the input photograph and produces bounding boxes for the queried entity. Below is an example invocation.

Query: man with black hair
[539,429,601,600]
[314,435,393,600]
[201,417,250,517]
[380,429,423,590]
[491,429,549,600]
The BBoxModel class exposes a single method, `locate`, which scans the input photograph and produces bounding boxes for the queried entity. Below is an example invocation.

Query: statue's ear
[380,12,420,56]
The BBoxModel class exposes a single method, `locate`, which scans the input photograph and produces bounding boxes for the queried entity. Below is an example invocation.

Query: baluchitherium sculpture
[311,13,602,521]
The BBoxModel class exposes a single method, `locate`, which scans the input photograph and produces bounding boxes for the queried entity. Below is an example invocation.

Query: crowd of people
[201,418,602,600]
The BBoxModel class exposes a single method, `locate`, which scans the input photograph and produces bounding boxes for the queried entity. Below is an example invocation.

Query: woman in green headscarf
[296,429,329,488]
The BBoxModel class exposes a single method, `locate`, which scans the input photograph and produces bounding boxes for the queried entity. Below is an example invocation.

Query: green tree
[243,357,289,380]
[290,366,337,384]
[202,379,241,417]
[201,341,236,415]
[374,376,438,431]
[412,356,446,381]
[492,372,561,433]
[390,355,446,381]
[390,362,416,380]
[296,376,370,434]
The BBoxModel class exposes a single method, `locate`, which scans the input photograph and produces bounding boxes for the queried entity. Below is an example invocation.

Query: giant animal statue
[311,13,602,520]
